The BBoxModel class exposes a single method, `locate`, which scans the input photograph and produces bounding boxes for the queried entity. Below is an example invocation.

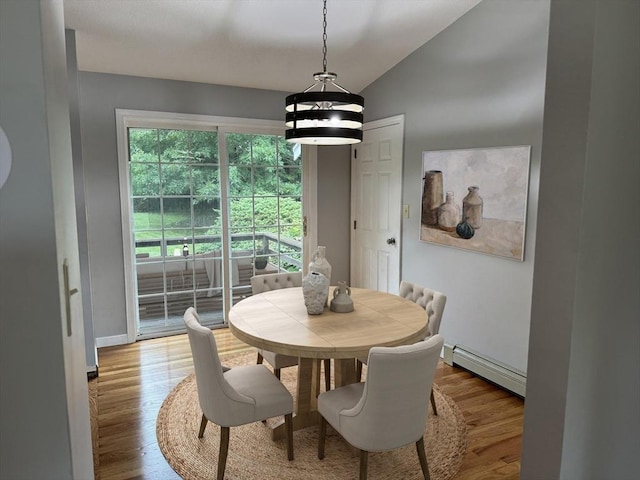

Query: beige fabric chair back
[399,280,447,337]
[183,307,257,426]
[251,271,302,294]
[337,335,444,452]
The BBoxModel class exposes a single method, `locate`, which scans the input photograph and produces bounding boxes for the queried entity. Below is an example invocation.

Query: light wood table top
[228,287,428,360]
[228,287,429,439]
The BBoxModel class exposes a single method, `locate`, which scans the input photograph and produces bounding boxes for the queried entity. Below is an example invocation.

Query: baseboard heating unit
[443,344,527,397]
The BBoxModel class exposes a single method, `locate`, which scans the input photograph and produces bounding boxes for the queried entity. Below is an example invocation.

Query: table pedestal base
[269,357,359,441]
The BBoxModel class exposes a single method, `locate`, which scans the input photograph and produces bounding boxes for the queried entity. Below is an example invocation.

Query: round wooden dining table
[228,286,429,440]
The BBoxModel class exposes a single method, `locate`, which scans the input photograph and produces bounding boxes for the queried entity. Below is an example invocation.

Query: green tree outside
[129,128,302,266]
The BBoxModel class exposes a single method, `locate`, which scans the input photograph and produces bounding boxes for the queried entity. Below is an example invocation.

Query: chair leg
[285,413,294,461]
[318,416,327,460]
[430,388,438,416]
[359,450,368,480]
[256,352,264,364]
[217,426,230,480]
[356,359,363,381]
[198,414,208,438]
[416,436,431,480]
[274,368,281,379]
[323,358,331,391]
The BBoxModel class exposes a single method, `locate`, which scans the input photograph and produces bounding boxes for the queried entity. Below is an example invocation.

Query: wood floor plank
[94,328,524,479]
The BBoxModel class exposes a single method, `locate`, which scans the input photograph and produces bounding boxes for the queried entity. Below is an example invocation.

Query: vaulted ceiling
[63,0,481,93]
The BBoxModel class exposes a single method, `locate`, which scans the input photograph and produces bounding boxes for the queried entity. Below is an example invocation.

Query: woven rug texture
[157,351,468,480]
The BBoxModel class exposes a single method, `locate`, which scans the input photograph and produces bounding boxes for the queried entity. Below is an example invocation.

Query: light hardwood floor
[95,329,524,479]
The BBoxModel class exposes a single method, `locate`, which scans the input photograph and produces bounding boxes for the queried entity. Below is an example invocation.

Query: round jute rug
[157,351,467,480]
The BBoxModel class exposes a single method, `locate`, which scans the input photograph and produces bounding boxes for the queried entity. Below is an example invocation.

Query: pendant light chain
[322,0,328,73]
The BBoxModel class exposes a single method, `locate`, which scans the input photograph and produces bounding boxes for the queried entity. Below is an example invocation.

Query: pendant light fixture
[285,0,364,145]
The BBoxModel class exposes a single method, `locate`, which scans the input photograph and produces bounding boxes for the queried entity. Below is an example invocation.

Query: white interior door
[350,115,404,293]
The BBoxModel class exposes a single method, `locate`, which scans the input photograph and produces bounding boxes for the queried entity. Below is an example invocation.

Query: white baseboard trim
[96,334,130,348]
[443,343,526,397]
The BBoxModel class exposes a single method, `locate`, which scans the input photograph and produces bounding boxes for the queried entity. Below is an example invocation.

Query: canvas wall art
[420,146,531,261]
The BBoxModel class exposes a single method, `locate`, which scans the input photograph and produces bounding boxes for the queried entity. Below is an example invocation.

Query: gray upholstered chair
[183,307,294,480]
[399,281,447,415]
[357,280,447,414]
[251,272,332,391]
[318,335,444,480]
[398,280,447,339]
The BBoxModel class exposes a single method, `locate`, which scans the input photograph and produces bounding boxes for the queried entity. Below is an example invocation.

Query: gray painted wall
[360,0,550,373]
[521,1,639,478]
[0,1,92,478]
[317,145,351,283]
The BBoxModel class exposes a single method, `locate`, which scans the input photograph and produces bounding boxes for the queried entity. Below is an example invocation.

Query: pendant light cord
[322,0,328,73]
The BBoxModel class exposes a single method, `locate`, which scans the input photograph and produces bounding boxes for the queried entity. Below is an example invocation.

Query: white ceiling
[63,0,481,93]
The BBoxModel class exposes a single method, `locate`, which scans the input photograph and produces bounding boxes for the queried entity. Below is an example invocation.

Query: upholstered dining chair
[183,307,294,480]
[251,272,332,392]
[399,281,447,415]
[398,281,447,338]
[357,281,447,414]
[318,335,444,480]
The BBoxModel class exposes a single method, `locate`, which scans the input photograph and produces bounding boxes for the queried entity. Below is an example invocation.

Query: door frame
[349,114,405,291]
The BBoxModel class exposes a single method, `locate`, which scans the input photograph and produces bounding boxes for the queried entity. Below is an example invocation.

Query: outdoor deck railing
[135,231,302,269]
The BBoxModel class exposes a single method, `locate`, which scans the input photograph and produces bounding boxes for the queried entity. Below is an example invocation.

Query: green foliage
[129,128,219,198]
[229,197,302,239]
[129,128,302,259]
[130,128,300,202]
[227,133,301,197]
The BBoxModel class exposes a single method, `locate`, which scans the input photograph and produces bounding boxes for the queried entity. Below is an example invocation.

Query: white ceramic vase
[308,246,332,285]
[302,271,329,315]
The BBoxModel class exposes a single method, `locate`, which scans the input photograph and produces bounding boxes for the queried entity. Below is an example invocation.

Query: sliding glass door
[226,132,303,304]
[118,111,306,338]
[129,127,224,334]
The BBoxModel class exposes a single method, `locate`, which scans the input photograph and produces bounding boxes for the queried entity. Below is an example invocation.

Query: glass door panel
[129,128,223,335]
[225,132,303,310]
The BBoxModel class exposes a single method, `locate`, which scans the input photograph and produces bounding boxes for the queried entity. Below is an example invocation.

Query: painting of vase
[419,145,531,261]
